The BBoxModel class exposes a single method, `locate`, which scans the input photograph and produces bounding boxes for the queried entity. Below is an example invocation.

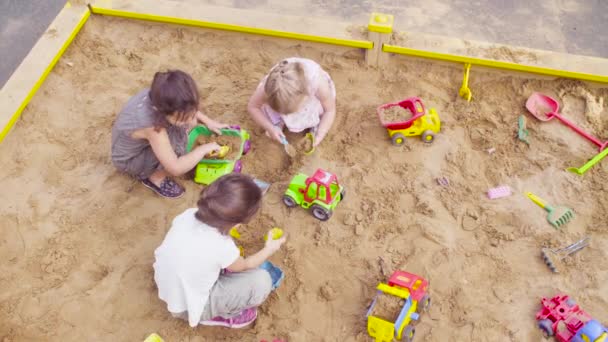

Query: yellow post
[367,13,393,66]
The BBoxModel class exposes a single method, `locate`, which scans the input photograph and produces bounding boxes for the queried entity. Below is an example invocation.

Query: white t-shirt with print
[153,208,240,327]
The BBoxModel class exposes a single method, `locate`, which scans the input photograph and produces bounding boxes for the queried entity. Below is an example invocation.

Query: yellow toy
[366,271,431,342]
[377,97,441,146]
[144,334,165,342]
[264,227,284,241]
[459,63,472,101]
[206,145,231,159]
[229,227,244,256]
[229,227,284,256]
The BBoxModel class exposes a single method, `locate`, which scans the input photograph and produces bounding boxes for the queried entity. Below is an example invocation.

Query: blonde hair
[264,60,308,113]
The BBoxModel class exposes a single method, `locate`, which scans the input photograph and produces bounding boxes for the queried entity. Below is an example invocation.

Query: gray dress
[111,89,188,180]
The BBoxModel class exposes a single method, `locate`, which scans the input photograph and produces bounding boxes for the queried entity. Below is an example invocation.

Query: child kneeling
[153,174,286,328]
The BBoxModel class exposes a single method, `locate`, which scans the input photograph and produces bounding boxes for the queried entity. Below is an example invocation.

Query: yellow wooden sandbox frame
[0,0,607,143]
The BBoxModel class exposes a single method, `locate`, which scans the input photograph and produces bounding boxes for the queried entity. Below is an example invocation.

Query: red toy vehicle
[536,294,593,341]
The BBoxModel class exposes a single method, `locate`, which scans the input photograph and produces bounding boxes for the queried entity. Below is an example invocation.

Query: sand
[0,15,607,342]
[370,293,404,323]
[381,106,414,124]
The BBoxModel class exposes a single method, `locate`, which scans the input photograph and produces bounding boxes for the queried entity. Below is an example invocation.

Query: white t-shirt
[153,208,240,327]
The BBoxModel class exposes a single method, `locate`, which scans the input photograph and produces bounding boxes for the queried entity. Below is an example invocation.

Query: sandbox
[0,2,607,342]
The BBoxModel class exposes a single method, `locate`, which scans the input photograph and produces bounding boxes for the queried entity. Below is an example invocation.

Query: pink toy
[535,294,593,341]
[526,93,608,152]
[436,177,449,187]
[487,186,511,199]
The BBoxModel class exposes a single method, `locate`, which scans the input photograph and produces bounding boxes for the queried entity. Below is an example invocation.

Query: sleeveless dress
[111,89,188,180]
[261,58,336,133]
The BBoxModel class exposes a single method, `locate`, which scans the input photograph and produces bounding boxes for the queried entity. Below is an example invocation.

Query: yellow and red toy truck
[377,97,441,146]
[366,271,431,342]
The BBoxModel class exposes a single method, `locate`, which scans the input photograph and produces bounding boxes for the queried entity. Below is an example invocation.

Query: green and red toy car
[282,169,345,221]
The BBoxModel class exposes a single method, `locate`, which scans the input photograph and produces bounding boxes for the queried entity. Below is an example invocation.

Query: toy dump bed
[377,97,426,130]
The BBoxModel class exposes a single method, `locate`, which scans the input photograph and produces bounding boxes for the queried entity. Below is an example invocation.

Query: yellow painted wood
[0,5,90,143]
[368,13,394,33]
[89,5,373,49]
[383,44,608,84]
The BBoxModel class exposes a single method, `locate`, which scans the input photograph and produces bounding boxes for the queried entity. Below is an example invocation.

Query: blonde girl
[247,58,336,147]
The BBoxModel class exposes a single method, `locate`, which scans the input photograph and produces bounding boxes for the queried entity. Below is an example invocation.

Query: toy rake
[525,192,574,229]
[541,237,589,273]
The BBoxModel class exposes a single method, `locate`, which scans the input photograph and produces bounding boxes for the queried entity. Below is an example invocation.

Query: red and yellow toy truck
[366,271,431,342]
[377,97,441,146]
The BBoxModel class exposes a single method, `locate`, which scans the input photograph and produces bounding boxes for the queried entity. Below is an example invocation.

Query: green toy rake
[525,192,574,229]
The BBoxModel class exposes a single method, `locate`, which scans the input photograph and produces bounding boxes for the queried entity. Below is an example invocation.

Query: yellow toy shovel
[459,63,472,102]
[525,192,574,229]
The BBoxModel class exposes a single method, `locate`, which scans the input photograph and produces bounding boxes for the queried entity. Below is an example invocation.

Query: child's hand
[196,142,221,156]
[267,128,286,144]
[264,229,286,253]
[206,119,229,135]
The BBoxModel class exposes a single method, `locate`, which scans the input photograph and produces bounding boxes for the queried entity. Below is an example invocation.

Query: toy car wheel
[403,326,416,342]
[282,195,297,208]
[233,160,242,173]
[566,298,576,307]
[417,294,431,313]
[422,130,435,143]
[339,189,346,201]
[311,205,332,221]
[243,140,252,155]
[391,133,406,146]
[538,319,554,337]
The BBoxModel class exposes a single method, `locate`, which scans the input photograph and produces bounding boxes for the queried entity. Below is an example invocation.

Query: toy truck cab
[536,294,593,341]
[283,169,345,221]
[377,97,441,146]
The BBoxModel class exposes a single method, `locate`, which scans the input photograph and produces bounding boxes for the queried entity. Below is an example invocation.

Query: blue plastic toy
[572,320,608,342]
[260,261,284,290]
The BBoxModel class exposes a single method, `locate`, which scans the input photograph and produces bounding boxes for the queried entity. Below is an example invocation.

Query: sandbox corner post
[366,13,393,67]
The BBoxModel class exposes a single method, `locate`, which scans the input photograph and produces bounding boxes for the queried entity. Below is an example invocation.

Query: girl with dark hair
[154,174,286,328]
[111,70,228,198]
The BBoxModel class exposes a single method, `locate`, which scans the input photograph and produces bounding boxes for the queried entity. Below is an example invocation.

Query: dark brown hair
[149,70,200,127]
[195,173,262,233]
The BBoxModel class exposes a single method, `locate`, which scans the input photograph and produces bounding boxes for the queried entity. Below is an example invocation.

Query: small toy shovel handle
[526,192,551,211]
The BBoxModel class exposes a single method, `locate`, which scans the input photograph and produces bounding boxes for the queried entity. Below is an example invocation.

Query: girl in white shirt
[153,174,286,328]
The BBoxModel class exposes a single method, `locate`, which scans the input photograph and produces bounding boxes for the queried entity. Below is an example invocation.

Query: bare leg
[149,169,168,187]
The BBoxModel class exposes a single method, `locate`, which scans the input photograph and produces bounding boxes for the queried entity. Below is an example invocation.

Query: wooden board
[0,3,90,143]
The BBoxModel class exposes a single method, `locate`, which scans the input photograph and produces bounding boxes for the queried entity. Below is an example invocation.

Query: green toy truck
[186,125,251,185]
[282,169,345,221]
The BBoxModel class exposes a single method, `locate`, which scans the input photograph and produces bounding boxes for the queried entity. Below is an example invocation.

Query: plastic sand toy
[536,294,607,342]
[260,261,284,290]
[144,334,165,342]
[283,169,345,221]
[567,147,608,175]
[526,93,608,152]
[517,115,530,145]
[541,237,589,273]
[377,97,441,146]
[366,271,431,342]
[186,125,251,185]
[487,186,512,199]
[526,192,574,229]
[263,227,284,241]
